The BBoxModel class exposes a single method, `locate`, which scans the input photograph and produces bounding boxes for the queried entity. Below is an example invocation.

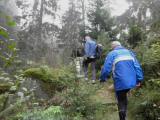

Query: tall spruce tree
[87,0,115,39]
[15,0,59,62]
[59,0,82,63]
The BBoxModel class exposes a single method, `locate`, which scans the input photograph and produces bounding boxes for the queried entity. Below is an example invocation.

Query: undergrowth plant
[16,106,66,120]
[62,81,100,120]
[128,80,160,120]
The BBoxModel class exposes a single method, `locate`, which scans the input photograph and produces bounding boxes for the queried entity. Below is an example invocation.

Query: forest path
[91,82,133,120]
[91,83,119,120]
[76,58,129,120]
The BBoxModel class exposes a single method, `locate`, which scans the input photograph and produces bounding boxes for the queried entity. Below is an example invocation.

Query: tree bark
[39,0,44,43]
[80,0,85,36]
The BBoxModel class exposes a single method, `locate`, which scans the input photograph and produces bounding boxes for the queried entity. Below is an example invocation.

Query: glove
[136,82,141,88]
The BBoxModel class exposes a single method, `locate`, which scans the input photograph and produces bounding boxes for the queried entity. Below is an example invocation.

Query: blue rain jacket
[100,46,143,91]
[84,39,97,58]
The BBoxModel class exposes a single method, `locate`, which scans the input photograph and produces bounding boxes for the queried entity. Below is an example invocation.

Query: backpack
[96,44,103,59]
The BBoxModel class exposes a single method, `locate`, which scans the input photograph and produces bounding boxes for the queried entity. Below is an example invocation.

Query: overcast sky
[5,0,129,27]
[110,0,129,16]
[52,0,129,26]
[4,0,129,17]
[57,0,129,16]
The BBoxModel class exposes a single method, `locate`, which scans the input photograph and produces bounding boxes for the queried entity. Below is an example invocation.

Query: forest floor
[92,83,119,120]
[90,82,132,120]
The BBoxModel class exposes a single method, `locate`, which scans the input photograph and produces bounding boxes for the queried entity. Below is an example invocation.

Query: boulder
[0,83,12,94]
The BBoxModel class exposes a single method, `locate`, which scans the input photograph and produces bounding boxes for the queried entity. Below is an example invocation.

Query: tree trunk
[39,0,44,43]
[80,0,85,36]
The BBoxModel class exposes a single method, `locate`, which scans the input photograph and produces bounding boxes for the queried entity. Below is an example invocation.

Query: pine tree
[87,0,114,39]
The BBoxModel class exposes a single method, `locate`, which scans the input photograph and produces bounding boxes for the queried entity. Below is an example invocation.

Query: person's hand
[136,82,141,88]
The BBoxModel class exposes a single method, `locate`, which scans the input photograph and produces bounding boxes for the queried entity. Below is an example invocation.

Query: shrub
[0,14,17,68]
[17,106,66,120]
[61,80,101,120]
[143,40,160,64]
[128,86,160,120]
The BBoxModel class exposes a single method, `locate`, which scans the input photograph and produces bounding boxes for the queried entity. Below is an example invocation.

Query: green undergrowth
[12,65,137,120]
[21,66,104,119]
[129,40,160,120]
[128,82,160,120]
[0,93,8,112]
[18,66,119,120]
[13,63,160,120]
[95,105,118,120]
[92,83,118,120]
[16,106,66,120]
[61,80,100,120]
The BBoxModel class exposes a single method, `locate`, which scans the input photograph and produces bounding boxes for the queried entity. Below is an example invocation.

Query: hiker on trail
[99,41,143,120]
[83,35,97,83]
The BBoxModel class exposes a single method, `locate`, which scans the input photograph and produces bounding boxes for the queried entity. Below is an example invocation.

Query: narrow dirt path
[91,83,119,120]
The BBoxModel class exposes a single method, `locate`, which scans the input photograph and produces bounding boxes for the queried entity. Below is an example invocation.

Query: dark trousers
[83,57,96,80]
[116,89,130,120]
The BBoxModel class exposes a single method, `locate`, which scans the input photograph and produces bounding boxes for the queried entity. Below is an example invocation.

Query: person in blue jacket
[83,36,97,83]
[100,41,143,120]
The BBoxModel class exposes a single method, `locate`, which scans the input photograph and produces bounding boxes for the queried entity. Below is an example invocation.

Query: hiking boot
[119,111,126,120]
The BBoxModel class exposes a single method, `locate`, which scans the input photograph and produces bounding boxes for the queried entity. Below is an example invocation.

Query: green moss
[23,66,75,93]
[0,83,12,94]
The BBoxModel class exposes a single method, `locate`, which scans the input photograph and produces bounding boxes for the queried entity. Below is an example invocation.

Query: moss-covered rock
[24,66,74,82]
[23,66,75,97]
[0,83,12,94]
